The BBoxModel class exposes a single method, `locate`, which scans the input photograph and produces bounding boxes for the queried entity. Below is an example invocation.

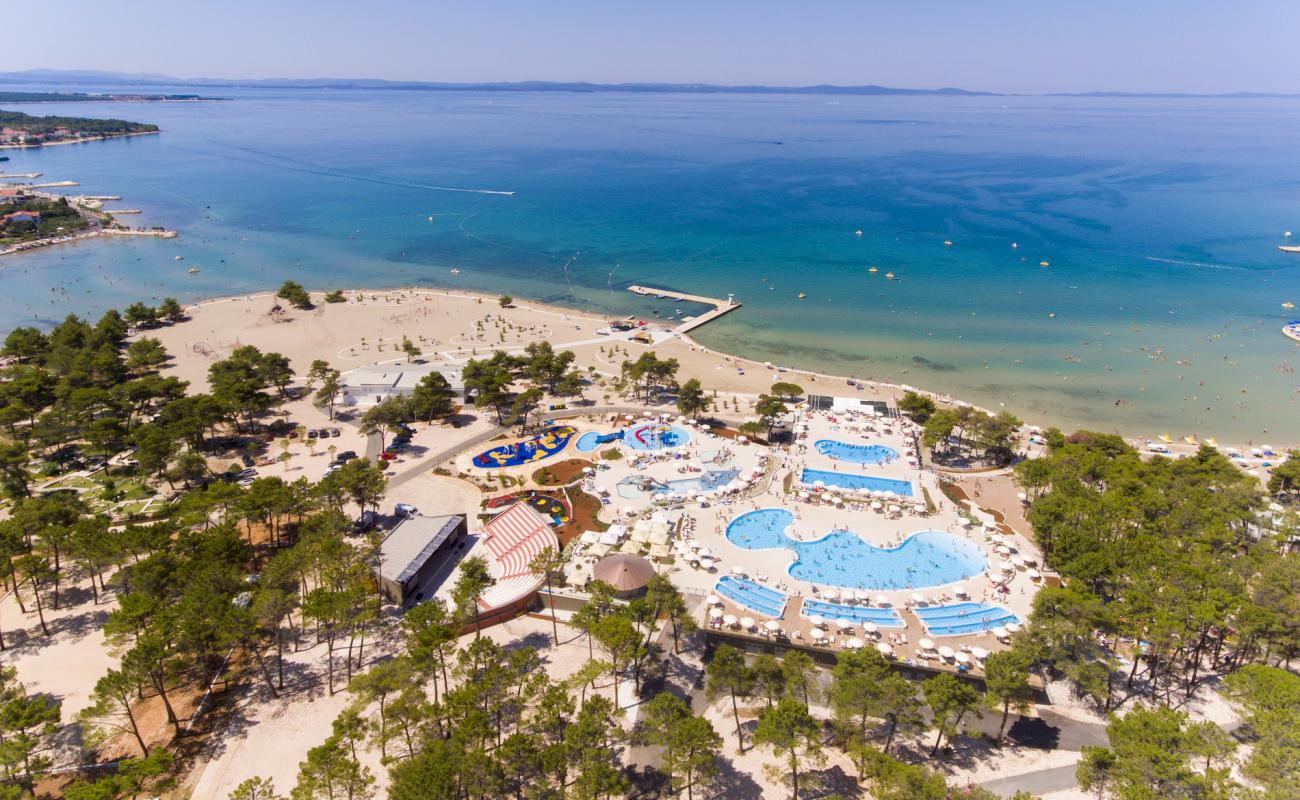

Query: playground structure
[472,426,578,468]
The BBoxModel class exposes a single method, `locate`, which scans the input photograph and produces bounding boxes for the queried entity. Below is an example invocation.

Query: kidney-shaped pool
[726,507,987,591]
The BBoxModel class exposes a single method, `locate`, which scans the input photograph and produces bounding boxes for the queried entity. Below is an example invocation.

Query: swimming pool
[814,440,899,466]
[914,602,1019,637]
[726,508,987,590]
[800,468,914,497]
[624,422,691,451]
[615,468,740,499]
[715,575,786,617]
[802,600,905,627]
[575,430,623,453]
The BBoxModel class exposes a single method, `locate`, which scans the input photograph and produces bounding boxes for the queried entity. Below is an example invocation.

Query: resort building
[376,513,469,606]
[474,503,559,627]
[337,363,464,408]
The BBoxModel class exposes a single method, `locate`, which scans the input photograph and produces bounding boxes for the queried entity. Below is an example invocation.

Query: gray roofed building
[377,513,469,606]
[338,363,464,407]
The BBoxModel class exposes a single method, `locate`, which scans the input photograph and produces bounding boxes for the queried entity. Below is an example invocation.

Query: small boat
[885,272,896,280]
[1206,437,1218,447]
[450,268,460,274]
[1011,242,1018,249]
[1283,302,1295,309]
[943,240,953,247]
[174,255,183,261]
[188,267,199,274]
[1279,245,1300,254]
[854,229,863,237]
[1040,260,1050,267]
[868,266,878,273]
[1048,312,1056,318]
[1184,435,1198,446]
[797,292,807,299]
[1158,434,1174,444]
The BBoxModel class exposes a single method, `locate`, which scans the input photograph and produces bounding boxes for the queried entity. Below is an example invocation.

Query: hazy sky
[4,0,1298,93]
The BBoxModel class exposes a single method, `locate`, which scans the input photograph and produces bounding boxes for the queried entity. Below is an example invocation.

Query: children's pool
[800,468,913,497]
[914,602,1019,637]
[814,440,899,466]
[726,508,987,590]
[616,468,740,499]
[624,422,691,451]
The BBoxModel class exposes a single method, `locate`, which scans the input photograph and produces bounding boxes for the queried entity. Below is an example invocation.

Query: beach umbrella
[911,592,926,605]
[810,628,826,640]
[938,646,956,660]
[918,638,935,651]
[875,594,889,606]
[970,646,989,660]
[698,558,715,570]
[1005,622,1021,634]
[696,547,711,557]
[731,564,747,575]
[1028,568,1041,580]
[871,501,884,511]
[764,620,781,632]
[722,614,738,627]
[955,652,971,665]
[706,594,720,606]
[863,622,878,635]
[991,626,1009,639]
[708,607,723,619]
[854,589,870,602]
[807,614,825,627]
[835,618,853,629]
[813,480,826,488]
[876,642,893,656]
[847,637,864,649]
[740,617,756,630]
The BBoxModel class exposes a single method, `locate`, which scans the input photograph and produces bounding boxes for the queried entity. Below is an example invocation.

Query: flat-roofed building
[338,363,464,408]
[377,513,468,606]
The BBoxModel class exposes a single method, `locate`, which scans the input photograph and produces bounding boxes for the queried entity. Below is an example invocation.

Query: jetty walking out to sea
[627,284,742,334]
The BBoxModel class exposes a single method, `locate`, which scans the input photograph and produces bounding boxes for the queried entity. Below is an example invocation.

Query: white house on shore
[338,363,465,408]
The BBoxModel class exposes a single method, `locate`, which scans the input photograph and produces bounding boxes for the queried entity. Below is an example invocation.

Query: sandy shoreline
[0,130,161,150]
[151,284,1295,459]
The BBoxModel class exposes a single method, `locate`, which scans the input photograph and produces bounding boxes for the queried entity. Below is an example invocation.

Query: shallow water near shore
[2,86,1298,441]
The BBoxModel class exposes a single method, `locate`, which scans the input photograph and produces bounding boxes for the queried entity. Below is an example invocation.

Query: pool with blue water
[726,508,986,590]
[800,468,913,496]
[914,602,1020,637]
[624,422,691,451]
[814,440,899,465]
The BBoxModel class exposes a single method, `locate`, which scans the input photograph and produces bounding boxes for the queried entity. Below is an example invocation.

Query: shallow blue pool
[576,430,625,453]
[814,440,899,465]
[726,508,987,590]
[802,600,905,627]
[800,468,913,496]
[914,602,1020,637]
[624,422,691,451]
[715,575,786,617]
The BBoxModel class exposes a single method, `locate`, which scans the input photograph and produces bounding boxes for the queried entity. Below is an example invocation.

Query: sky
[3,0,1298,94]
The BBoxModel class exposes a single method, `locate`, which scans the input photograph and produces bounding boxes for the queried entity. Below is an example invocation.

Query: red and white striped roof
[478,503,558,611]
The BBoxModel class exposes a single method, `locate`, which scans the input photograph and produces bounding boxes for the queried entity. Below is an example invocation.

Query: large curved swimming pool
[624,422,691,451]
[814,440,899,465]
[726,508,987,590]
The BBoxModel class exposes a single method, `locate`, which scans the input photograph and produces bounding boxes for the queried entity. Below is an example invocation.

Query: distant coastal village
[0,106,160,148]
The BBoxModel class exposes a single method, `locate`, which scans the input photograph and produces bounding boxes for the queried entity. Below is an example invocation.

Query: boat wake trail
[195,142,516,196]
[1143,255,1243,272]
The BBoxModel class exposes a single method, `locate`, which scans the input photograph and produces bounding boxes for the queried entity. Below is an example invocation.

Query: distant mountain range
[0,70,1295,98]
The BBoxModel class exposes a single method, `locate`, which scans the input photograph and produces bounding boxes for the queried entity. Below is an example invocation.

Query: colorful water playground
[615,468,740,498]
[800,467,913,497]
[574,422,691,453]
[914,602,1019,637]
[726,508,987,591]
[472,426,577,468]
[715,575,787,617]
[802,599,905,627]
[814,440,899,466]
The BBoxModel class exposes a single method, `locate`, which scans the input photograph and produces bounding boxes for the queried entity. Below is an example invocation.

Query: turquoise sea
[2,86,1298,441]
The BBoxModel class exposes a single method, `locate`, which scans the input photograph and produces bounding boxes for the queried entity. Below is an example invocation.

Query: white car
[395,503,419,517]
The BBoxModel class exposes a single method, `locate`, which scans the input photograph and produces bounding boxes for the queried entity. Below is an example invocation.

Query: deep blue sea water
[2,86,1298,440]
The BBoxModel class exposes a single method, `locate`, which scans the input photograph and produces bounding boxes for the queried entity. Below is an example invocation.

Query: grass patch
[921,486,938,515]
[600,448,622,461]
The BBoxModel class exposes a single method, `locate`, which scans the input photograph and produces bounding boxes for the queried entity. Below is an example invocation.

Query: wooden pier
[627,285,742,334]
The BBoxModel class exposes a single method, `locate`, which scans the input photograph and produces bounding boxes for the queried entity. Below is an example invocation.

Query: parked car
[335,450,358,462]
[237,468,258,479]
[394,503,418,517]
[330,428,342,437]
[307,429,319,439]
[353,510,377,532]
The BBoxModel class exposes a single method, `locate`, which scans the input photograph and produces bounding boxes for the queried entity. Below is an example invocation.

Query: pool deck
[627,284,742,334]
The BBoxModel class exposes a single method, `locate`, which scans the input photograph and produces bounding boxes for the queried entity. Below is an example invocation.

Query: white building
[338,363,465,407]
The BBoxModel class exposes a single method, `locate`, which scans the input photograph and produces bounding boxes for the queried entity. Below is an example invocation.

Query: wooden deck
[627,284,742,334]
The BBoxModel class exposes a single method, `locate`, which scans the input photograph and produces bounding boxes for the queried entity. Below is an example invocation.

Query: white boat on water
[1284,321,1300,343]
[1278,245,1300,254]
